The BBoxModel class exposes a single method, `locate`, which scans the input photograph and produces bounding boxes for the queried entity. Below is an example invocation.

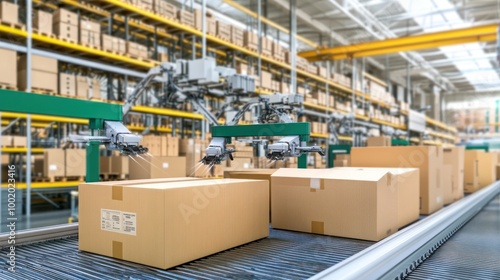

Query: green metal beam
[211,123,311,141]
[0,89,122,121]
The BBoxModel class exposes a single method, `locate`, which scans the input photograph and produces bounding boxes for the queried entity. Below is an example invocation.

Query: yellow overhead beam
[1,181,80,189]
[223,0,318,48]
[299,24,498,60]
[0,112,88,124]
[131,105,204,120]
[1,147,45,153]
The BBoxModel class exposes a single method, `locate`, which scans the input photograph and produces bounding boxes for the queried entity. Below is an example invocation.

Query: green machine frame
[211,122,312,168]
[0,89,123,182]
[327,144,351,168]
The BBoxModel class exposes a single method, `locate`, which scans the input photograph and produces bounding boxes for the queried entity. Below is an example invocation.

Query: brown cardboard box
[43,149,65,178]
[227,158,253,170]
[0,48,17,87]
[79,178,269,269]
[334,167,420,229]
[129,156,186,179]
[11,136,26,147]
[66,149,86,177]
[154,0,176,18]
[53,22,79,42]
[243,31,258,49]
[100,156,112,174]
[443,147,465,201]
[194,9,216,33]
[142,135,162,156]
[2,154,10,164]
[33,10,53,34]
[102,34,115,52]
[161,135,179,157]
[0,136,13,147]
[443,165,454,205]
[464,150,482,193]
[478,152,497,188]
[497,165,500,180]
[271,168,398,241]
[127,42,141,57]
[76,76,89,98]
[18,70,58,92]
[0,1,18,24]
[177,10,194,27]
[366,136,391,147]
[351,146,444,215]
[59,73,76,96]
[19,54,58,73]
[333,159,349,167]
[216,20,230,40]
[230,25,244,46]
[53,8,78,25]
[89,78,100,99]
[260,71,272,89]
[179,139,204,177]
[112,156,129,175]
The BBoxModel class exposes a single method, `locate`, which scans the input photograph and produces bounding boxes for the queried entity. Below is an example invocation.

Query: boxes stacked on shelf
[102,34,127,54]
[306,64,318,75]
[366,136,391,147]
[337,74,351,88]
[180,138,205,177]
[194,10,216,34]
[135,0,153,11]
[259,70,272,89]
[215,20,231,41]
[89,78,101,99]
[464,150,497,193]
[334,154,351,167]
[100,155,129,179]
[18,54,58,93]
[271,80,280,92]
[235,63,254,76]
[59,73,76,96]
[127,42,148,59]
[0,48,17,88]
[311,91,327,106]
[80,17,101,47]
[335,101,352,113]
[317,66,327,79]
[0,1,18,24]
[280,81,290,94]
[399,101,409,112]
[129,156,186,179]
[177,9,194,28]
[154,0,176,18]
[243,30,258,51]
[305,93,317,104]
[272,41,285,61]
[76,76,88,98]
[33,10,53,34]
[53,8,79,42]
[262,37,273,57]
[230,25,244,46]
[284,51,308,69]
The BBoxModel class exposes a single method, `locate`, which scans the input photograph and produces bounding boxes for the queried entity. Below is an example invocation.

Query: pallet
[57,36,78,45]
[0,83,17,90]
[0,20,25,30]
[33,176,84,183]
[125,53,156,64]
[82,43,101,50]
[32,28,56,38]
[101,173,128,181]
[102,48,127,57]
[31,88,56,95]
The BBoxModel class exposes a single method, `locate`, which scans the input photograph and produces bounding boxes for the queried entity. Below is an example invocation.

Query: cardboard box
[161,135,179,157]
[177,10,194,27]
[443,147,464,201]
[154,0,176,18]
[53,22,79,42]
[334,167,420,229]
[179,138,204,177]
[79,178,269,269]
[463,150,496,192]
[194,9,216,33]
[478,152,497,188]
[227,158,253,170]
[497,165,500,180]
[19,54,57,73]
[351,146,444,215]
[76,76,89,98]
[0,136,13,147]
[112,156,129,175]
[142,135,162,156]
[230,25,244,46]
[129,156,186,179]
[366,136,391,147]
[59,73,76,96]
[0,48,17,87]
[443,165,454,205]
[11,136,26,147]
[43,149,65,178]
[100,156,113,174]
[89,78,100,99]
[66,149,86,177]
[53,8,79,25]
[33,10,53,34]
[216,20,230,40]
[0,1,18,24]
[18,70,58,92]
[271,168,399,241]
[127,42,141,57]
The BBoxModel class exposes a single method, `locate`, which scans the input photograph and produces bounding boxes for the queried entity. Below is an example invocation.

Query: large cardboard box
[334,167,420,229]
[129,156,186,179]
[179,139,203,176]
[59,73,76,96]
[53,8,78,25]
[79,178,269,269]
[18,70,58,92]
[442,165,454,205]
[11,136,26,147]
[53,22,79,42]
[478,152,497,188]
[271,168,399,241]
[0,1,18,24]
[464,150,480,193]
[366,136,391,147]
[100,156,113,174]
[112,156,129,175]
[43,149,65,178]
[351,146,444,215]
[19,54,58,73]
[0,48,17,87]
[76,76,89,98]
[443,147,465,201]
[33,10,53,34]
[0,136,13,147]
[66,149,86,177]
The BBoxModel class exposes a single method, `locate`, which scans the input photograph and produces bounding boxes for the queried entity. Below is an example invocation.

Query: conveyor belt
[0,228,372,280]
[406,194,500,280]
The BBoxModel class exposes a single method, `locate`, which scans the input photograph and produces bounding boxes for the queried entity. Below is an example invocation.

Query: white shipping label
[243,163,249,168]
[49,164,58,171]
[162,162,169,169]
[310,178,320,189]
[101,209,137,236]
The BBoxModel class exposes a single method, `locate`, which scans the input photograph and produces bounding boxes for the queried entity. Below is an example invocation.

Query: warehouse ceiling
[203,0,500,94]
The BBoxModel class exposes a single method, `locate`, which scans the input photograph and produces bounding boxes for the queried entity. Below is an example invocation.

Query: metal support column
[289,0,297,93]
[26,0,33,229]
[154,27,158,60]
[202,0,207,59]
[257,0,262,75]
[351,59,356,144]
